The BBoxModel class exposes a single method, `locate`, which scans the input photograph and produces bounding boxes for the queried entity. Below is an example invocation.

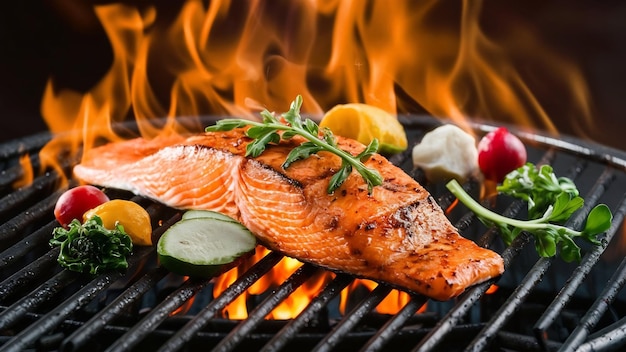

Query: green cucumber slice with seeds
[157,217,257,278]
[181,209,238,222]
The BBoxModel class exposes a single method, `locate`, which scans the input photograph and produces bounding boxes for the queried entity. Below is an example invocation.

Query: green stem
[446,179,581,237]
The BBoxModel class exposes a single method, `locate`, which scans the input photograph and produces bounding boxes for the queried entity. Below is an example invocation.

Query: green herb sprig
[206,95,383,194]
[497,163,580,219]
[50,216,133,274]
[446,163,612,262]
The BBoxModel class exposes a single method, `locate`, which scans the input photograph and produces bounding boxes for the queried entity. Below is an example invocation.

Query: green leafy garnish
[497,163,579,219]
[205,95,383,194]
[446,163,612,262]
[50,216,133,274]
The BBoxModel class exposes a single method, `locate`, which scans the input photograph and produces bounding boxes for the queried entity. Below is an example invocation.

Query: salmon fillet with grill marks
[73,127,504,300]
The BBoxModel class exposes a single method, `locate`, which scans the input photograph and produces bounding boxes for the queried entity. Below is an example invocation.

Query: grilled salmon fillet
[73,128,504,300]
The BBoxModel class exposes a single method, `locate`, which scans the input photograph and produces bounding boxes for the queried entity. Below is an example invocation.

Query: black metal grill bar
[0,190,61,248]
[0,167,57,215]
[534,183,625,348]
[157,251,284,352]
[0,221,57,271]
[469,257,555,352]
[0,272,126,352]
[0,132,50,161]
[0,242,151,340]
[359,295,429,352]
[559,255,626,351]
[212,263,321,352]
[104,275,213,352]
[260,273,354,352]
[576,317,626,352]
[63,266,168,352]
[0,270,78,331]
[311,284,394,352]
[0,161,34,190]
[0,248,59,302]
[495,330,562,351]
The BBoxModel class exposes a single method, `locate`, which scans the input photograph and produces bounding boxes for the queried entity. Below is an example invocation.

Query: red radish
[477,127,527,183]
[54,185,110,227]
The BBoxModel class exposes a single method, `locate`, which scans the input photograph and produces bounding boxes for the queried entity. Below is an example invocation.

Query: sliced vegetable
[84,199,153,246]
[157,217,257,278]
[182,209,238,222]
[412,124,479,183]
[319,103,408,154]
[50,216,133,274]
[477,127,527,183]
[54,185,110,227]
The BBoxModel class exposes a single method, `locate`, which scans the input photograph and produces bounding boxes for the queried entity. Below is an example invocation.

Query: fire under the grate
[1,116,626,352]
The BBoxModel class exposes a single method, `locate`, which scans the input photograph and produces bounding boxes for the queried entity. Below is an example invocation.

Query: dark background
[1,1,625,150]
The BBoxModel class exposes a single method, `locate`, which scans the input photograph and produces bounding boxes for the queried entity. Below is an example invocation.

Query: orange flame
[485,284,499,295]
[37,0,596,319]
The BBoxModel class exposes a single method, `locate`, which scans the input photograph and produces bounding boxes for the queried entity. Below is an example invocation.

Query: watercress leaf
[283,142,323,169]
[557,177,579,198]
[535,229,557,257]
[558,235,581,262]
[548,193,584,223]
[583,204,613,237]
[497,224,517,245]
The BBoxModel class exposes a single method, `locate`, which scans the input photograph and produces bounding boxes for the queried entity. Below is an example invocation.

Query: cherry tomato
[477,127,527,183]
[54,185,110,227]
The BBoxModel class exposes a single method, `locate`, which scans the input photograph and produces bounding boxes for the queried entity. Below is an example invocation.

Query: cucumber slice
[157,217,256,278]
[181,209,238,223]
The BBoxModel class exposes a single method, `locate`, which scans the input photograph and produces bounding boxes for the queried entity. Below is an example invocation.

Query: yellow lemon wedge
[84,199,153,246]
[319,103,408,154]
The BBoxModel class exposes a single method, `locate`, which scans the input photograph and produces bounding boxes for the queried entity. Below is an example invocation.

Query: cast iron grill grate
[0,116,626,351]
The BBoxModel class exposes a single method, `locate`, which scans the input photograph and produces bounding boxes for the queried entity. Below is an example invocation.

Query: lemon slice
[84,199,153,246]
[320,103,408,154]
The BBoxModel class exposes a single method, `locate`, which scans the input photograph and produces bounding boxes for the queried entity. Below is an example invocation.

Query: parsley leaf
[206,95,383,194]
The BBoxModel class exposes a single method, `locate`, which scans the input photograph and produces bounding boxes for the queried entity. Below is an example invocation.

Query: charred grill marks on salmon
[73,127,504,300]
